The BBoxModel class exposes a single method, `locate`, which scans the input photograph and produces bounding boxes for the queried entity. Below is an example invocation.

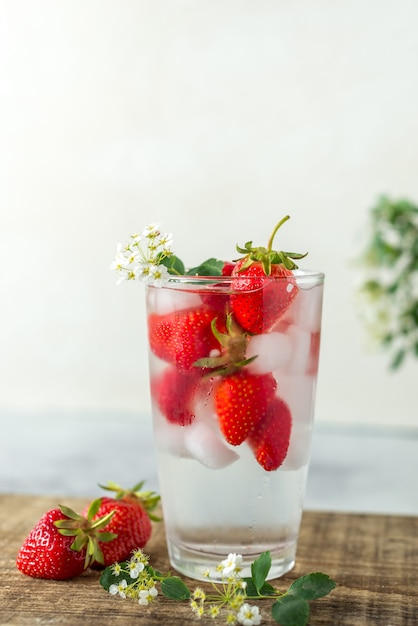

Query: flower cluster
[356,196,418,369]
[191,553,260,624]
[100,549,336,625]
[108,549,159,605]
[111,222,173,286]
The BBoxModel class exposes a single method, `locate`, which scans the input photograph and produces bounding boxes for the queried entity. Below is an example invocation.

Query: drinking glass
[146,270,324,581]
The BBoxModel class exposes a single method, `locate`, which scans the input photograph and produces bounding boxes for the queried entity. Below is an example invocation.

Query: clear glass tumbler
[146,270,324,581]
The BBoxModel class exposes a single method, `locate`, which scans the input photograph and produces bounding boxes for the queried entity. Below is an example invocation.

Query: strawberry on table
[248,396,292,471]
[83,481,160,567]
[230,216,307,334]
[214,370,277,445]
[16,500,116,580]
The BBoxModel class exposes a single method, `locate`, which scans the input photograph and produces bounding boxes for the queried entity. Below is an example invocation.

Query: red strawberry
[230,216,307,334]
[214,371,277,445]
[152,366,201,425]
[16,501,116,580]
[199,262,235,312]
[83,482,160,567]
[221,261,236,276]
[148,306,221,370]
[248,396,292,471]
[307,331,321,375]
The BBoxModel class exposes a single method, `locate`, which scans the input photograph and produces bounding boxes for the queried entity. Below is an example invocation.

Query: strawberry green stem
[267,215,290,252]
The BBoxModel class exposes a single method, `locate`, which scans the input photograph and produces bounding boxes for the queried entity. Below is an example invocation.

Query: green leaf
[250,551,272,594]
[161,576,191,600]
[272,595,310,626]
[288,572,336,600]
[186,257,224,276]
[99,563,130,591]
[86,497,103,519]
[390,348,406,370]
[159,254,185,275]
[244,578,276,597]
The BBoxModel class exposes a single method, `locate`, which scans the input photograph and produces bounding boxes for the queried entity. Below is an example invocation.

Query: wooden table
[1,494,417,625]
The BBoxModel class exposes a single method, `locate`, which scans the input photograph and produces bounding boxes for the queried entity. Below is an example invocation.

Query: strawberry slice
[148,306,221,370]
[214,371,277,445]
[230,216,306,334]
[248,396,292,471]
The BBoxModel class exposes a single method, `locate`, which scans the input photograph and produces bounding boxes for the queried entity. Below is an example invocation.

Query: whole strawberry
[148,306,221,370]
[230,216,307,334]
[16,500,116,580]
[83,482,160,567]
[214,371,277,445]
[248,396,292,471]
[152,366,201,425]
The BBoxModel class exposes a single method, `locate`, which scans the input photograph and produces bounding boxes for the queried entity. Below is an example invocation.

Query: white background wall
[1,0,418,428]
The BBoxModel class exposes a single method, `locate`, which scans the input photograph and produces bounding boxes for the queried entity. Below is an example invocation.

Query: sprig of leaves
[357,196,418,369]
[100,549,336,625]
[158,254,224,277]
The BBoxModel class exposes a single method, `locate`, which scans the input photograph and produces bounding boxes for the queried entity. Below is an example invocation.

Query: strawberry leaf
[288,572,337,600]
[160,576,191,600]
[271,595,310,626]
[100,562,131,591]
[250,550,272,594]
[243,578,276,597]
[86,497,103,519]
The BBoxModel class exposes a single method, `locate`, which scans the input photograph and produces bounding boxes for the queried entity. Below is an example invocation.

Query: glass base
[166,537,296,582]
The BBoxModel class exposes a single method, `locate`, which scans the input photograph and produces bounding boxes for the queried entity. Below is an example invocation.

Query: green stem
[267,215,290,252]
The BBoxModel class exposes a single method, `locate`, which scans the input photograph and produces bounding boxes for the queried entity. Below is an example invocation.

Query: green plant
[357,196,418,369]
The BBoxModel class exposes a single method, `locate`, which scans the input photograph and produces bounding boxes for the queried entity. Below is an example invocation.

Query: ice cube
[148,288,202,315]
[286,325,311,375]
[184,421,240,469]
[280,421,313,471]
[288,284,323,333]
[247,332,292,375]
[153,415,190,457]
[276,374,316,426]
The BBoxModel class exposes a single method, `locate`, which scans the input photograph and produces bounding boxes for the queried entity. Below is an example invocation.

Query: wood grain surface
[1,494,417,625]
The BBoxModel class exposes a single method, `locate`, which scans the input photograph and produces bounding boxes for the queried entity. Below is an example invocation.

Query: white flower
[157,231,173,252]
[147,264,170,287]
[111,562,122,576]
[109,578,128,598]
[112,223,174,287]
[138,586,158,605]
[128,559,145,579]
[236,603,262,626]
[135,261,154,282]
[220,553,243,578]
[142,222,162,239]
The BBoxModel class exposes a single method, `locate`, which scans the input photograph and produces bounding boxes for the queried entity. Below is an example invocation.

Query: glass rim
[148,269,324,291]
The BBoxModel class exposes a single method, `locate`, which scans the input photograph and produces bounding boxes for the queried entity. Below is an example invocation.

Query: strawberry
[148,306,221,370]
[199,262,235,312]
[152,366,201,425]
[230,216,307,334]
[248,396,292,471]
[221,261,236,276]
[83,482,160,567]
[214,371,277,445]
[16,500,116,580]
